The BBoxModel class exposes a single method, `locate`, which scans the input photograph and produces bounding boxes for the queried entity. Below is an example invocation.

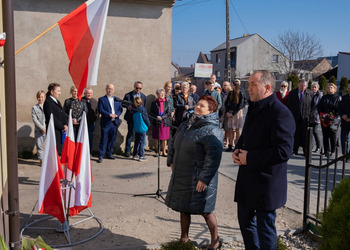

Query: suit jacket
[338,94,350,128]
[81,97,98,124]
[32,103,46,132]
[234,94,295,210]
[123,90,147,123]
[43,95,67,132]
[287,88,313,123]
[98,95,123,127]
[310,90,323,124]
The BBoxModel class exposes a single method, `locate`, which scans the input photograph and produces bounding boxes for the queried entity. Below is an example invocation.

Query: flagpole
[15,22,58,55]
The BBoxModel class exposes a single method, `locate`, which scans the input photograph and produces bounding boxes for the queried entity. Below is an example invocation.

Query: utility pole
[226,0,231,82]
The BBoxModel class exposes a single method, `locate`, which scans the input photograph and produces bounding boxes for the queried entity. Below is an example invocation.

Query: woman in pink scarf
[150,88,171,156]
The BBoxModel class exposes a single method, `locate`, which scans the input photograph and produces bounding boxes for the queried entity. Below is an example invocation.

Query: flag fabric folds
[69,112,93,216]
[61,109,76,171]
[58,0,110,99]
[38,114,65,223]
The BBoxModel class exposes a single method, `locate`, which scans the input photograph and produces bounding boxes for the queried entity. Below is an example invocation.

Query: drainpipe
[2,0,20,249]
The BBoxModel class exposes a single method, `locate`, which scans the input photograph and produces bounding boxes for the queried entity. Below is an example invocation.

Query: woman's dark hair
[198,95,218,112]
[46,83,60,97]
[229,83,240,104]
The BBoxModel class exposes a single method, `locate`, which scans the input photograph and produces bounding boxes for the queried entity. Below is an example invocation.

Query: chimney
[243,34,249,37]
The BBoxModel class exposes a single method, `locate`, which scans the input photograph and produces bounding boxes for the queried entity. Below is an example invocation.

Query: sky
[171,0,350,67]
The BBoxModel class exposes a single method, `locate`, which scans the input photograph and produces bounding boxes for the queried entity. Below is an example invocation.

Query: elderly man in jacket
[233,70,295,249]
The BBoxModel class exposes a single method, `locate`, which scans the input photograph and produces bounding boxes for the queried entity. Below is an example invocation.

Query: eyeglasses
[135,87,142,90]
[281,86,287,88]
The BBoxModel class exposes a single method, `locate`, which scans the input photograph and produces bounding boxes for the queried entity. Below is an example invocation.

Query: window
[216,54,221,63]
[215,71,221,80]
[272,55,279,63]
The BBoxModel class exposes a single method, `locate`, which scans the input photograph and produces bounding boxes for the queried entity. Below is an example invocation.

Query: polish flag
[58,0,109,99]
[61,109,75,172]
[69,112,92,216]
[38,114,65,223]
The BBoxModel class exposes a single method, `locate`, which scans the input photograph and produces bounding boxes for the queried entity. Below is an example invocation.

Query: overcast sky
[172,0,350,67]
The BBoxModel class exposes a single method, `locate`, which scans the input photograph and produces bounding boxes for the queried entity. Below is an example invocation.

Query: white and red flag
[69,112,92,216]
[58,0,109,99]
[61,109,76,171]
[38,114,65,223]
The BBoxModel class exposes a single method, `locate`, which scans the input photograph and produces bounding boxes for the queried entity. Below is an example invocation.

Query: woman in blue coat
[166,95,223,250]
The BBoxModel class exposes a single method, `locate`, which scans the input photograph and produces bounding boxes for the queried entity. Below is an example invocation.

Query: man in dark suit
[122,81,147,157]
[97,84,123,163]
[338,83,350,156]
[43,83,68,155]
[287,79,313,155]
[233,70,295,249]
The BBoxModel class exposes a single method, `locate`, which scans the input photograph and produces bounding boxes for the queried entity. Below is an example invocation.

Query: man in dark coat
[287,79,312,155]
[122,81,147,157]
[233,70,295,249]
[338,83,350,156]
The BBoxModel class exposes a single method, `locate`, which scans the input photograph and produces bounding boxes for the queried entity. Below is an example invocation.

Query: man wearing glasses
[123,81,147,157]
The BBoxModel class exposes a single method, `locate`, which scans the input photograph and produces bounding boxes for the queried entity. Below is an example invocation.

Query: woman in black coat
[310,83,323,153]
[43,83,68,155]
[166,95,223,250]
[173,81,196,127]
[318,83,341,156]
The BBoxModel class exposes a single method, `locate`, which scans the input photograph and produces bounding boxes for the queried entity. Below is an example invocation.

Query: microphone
[114,97,132,106]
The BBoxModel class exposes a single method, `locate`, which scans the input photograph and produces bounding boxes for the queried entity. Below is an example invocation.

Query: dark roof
[339,52,350,56]
[179,67,194,76]
[197,52,210,64]
[294,58,330,71]
[315,66,338,80]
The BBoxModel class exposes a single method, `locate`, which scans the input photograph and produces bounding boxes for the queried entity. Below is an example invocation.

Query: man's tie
[300,92,303,103]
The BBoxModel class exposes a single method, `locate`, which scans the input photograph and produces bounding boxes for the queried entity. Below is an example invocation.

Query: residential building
[337,52,350,82]
[294,58,333,80]
[211,33,288,82]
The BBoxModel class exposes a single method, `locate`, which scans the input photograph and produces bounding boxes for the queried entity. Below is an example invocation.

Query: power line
[229,0,249,34]
[173,0,213,9]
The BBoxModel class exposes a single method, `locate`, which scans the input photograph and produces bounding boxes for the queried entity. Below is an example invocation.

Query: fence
[303,127,349,232]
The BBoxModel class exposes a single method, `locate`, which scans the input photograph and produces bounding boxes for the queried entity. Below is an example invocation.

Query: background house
[210,33,289,83]
[294,58,333,81]
[337,52,350,82]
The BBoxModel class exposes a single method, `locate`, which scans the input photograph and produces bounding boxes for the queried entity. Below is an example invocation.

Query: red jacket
[276,91,289,106]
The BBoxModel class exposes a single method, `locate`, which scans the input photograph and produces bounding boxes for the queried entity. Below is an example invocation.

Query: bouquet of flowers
[320,112,340,132]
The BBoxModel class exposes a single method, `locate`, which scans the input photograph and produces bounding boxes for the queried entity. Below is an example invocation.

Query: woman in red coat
[275,81,289,106]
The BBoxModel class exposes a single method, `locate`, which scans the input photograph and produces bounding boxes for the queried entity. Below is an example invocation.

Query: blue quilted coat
[165,112,223,214]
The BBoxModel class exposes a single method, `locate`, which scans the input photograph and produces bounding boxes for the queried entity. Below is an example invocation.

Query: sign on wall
[194,63,213,78]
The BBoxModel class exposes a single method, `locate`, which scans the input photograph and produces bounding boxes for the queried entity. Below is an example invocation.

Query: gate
[303,127,349,232]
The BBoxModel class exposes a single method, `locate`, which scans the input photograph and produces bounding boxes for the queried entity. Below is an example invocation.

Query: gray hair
[252,70,276,91]
[281,81,288,87]
[156,87,165,95]
[311,82,319,88]
[181,81,189,88]
[84,87,93,94]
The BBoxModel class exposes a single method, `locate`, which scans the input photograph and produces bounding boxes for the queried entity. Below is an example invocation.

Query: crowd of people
[31,71,350,249]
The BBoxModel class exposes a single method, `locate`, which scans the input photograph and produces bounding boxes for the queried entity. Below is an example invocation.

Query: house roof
[197,52,210,64]
[294,58,330,71]
[211,34,252,52]
[339,52,350,56]
[179,67,194,76]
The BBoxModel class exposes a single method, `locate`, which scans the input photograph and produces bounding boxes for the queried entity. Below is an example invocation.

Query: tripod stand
[115,97,176,201]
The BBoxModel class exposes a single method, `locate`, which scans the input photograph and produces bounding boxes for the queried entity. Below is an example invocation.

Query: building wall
[337,53,350,82]
[14,0,174,153]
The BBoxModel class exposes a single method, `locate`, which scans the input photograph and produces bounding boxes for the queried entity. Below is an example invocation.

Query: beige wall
[14,0,174,152]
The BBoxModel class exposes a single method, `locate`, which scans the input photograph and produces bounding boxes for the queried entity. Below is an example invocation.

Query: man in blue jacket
[233,70,295,249]
[97,84,123,163]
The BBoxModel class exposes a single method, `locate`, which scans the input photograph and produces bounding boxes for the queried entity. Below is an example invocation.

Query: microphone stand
[115,97,176,201]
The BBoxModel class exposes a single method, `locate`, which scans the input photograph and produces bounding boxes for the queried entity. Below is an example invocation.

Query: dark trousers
[238,203,277,250]
[125,122,134,154]
[88,122,95,154]
[310,123,321,149]
[133,132,146,157]
[341,126,350,155]
[99,122,117,158]
[293,119,308,154]
[321,125,336,153]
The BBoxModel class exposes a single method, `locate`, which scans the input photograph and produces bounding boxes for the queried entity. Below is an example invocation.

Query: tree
[339,76,349,95]
[287,74,299,89]
[274,30,323,75]
[308,80,312,89]
[319,75,327,91]
[329,76,337,84]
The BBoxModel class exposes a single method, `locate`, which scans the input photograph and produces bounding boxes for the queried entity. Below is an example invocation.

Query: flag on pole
[61,109,76,171]
[69,112,92,216]
[58,0,110,99]
[38,114,65,223]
